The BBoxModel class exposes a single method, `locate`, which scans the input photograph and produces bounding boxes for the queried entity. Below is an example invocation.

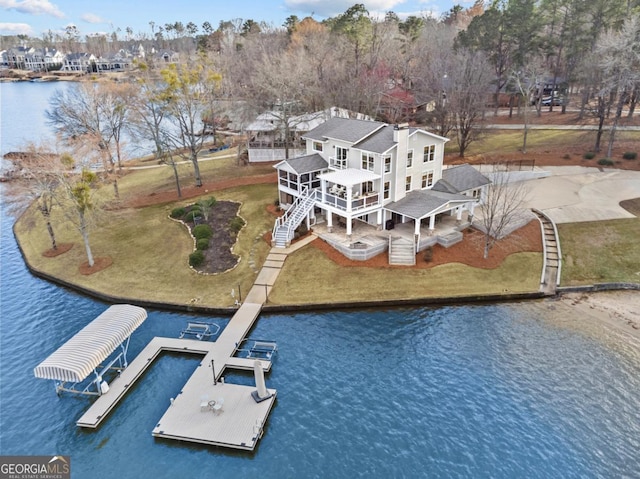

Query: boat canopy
[34,304,147,383]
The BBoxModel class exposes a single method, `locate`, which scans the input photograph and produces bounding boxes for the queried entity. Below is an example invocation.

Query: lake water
[1,82,640,478]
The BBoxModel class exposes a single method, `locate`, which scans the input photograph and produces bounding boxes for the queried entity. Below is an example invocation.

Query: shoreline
[556,290,640,342]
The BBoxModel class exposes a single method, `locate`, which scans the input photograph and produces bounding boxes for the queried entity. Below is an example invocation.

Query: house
[377,85,430,124]
[272,117,490,263]
[247,107,371,163]
[61,53,97,72]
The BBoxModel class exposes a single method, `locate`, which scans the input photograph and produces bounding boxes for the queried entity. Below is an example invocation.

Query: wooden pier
[75,239,314,450]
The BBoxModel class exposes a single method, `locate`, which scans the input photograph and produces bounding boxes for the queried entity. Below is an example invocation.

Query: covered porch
[317,168,382,236]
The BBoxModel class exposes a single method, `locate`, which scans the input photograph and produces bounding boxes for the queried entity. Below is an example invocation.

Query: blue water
[2,82,640,478]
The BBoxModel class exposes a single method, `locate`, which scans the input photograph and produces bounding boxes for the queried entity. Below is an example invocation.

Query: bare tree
[595,16,640,158]
[47,83,124,198]
[159,57,221,187]
[449,49,492,157]
[3,142,65,250]
[477,164,530,259]
[510,64,546,153]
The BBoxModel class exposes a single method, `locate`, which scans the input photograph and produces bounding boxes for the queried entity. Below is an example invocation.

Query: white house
[247,106,371,163]
[272,117,490,262]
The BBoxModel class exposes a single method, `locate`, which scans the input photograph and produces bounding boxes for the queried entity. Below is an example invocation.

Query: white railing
[272,186,314,243]
[329,156,347,169]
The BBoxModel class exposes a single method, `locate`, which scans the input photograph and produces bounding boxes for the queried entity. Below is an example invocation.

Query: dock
[75,237,315,450]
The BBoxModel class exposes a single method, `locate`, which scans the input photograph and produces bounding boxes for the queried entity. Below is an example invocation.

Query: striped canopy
[34,304,147,383]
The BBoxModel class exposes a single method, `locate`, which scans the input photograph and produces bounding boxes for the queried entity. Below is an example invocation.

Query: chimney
[393,123,409,142]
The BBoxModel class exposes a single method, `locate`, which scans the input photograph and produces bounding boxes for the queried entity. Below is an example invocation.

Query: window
[423,145,435,162]
[361,152,375,171]
[313,141,323,152]
[383,181,390,200]
[405,176,412,192]
[335,146,348,169]
[422,171,434,188]
[407,150,413,168]
[384,155,391,173]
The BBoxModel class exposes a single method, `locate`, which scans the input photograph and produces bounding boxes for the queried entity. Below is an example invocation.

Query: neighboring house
[61,53,97,72]
[377,85,430,124]
[272,117,490,263]
[247,106,371,163]
[4,46,33,69]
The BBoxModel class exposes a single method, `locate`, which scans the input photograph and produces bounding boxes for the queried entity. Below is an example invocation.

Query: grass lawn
[268,247,541,306]
[14,181,277,309]
[558,218,640,286]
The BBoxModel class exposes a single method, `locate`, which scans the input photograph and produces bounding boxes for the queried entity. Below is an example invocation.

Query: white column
[377,210,383,230]
[327,211,333,233]
[428,215,436,235]
[414,218,421,236]
[456,207,463,224]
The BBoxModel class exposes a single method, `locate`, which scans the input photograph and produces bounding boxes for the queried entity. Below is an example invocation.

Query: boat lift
[179,321,221,341]
[234,339,278,360]
[33,304,147,396]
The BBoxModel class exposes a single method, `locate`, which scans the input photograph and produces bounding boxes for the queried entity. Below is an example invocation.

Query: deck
[73,238,309,450]
[74,238,321,449]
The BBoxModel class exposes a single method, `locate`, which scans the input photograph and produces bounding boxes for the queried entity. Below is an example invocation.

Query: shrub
[622,151,637,160]
[229,216,245,233]
[192,224,213,240]
[170,207,186,219]
[189,250,205,267]
[184,210,202,223]
[583,152,595,160]
[423,247,433,263]
[296,223,308,236]
[597,158,614,166]
[196,238,210,250]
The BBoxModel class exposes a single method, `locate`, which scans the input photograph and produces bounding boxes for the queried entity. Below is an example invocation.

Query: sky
[0,0,476,37]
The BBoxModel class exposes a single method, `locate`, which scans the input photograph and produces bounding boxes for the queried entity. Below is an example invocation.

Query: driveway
[523,166,640,223]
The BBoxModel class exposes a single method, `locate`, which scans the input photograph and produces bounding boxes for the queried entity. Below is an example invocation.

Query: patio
[310,212,472,261]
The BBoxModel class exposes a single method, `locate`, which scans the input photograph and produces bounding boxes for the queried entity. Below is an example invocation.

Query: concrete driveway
[523,166,640,223]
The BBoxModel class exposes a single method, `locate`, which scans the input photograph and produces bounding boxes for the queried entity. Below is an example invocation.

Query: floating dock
[74,239,315,450]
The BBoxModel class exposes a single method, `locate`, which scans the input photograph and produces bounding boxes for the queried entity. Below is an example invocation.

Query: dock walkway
[76,237,315,450]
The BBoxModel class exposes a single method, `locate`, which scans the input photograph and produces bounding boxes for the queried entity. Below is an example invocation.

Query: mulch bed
[42,243,74,257]
[183,200,243,274]
[79,257,113,275]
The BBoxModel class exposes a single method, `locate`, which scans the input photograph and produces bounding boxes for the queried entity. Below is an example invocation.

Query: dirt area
[123,173,277,209]
[620,198,640,217]
[308,220,542,269]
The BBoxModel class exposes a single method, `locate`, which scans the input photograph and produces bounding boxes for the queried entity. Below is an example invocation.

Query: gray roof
[274,153,328,174]
[353,125,396,153]
[385,189,470,219]
[432,164,491,194]
[303,117,386,144]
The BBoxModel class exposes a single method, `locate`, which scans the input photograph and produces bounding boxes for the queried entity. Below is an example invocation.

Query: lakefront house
[272,117,490,264]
